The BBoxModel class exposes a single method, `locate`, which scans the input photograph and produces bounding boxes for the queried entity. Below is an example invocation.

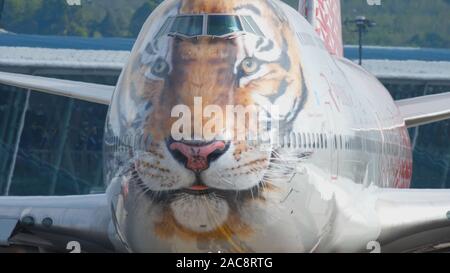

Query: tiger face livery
[107,0,309,252]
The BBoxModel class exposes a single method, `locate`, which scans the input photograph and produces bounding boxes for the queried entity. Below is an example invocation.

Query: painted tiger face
[108,0,308,248]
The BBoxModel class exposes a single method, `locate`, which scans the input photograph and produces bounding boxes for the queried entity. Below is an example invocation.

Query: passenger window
[170,15,204,37]
[279,134,285,148]
[298,133,302,148]
[313,134,319,149]
[308,133,312,149]
[317,134,320,149]
[207,15,242,36]
[291,133,297,148]
[313,134,316,149]
[303,133,307,148]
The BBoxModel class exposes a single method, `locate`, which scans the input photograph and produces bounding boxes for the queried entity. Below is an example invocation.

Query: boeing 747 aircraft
[0,0,450,253]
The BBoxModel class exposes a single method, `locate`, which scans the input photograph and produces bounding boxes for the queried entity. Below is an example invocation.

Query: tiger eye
[151,59,169,77]
[241,57,259,75]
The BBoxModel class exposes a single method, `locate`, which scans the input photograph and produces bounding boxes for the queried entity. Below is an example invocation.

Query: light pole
[346,16,376,65]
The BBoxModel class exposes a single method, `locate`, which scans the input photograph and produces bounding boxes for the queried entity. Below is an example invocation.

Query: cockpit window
[170,15,203,37]
[240,16,256,35]
[207,15,243,36]
[155,17,174,40]
[242,16,264,37]
[157,14,264,39]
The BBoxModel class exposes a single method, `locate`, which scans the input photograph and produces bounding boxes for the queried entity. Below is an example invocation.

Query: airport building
[0,35,450,195]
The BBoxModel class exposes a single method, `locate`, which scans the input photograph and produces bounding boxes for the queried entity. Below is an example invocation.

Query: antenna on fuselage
[345,16,376,65]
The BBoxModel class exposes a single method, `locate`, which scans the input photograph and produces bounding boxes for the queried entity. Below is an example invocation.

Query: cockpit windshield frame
[155,13,265,40]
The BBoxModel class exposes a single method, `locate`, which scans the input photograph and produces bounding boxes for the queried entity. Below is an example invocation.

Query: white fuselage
[281,4,412,189]
[105,0,413,253]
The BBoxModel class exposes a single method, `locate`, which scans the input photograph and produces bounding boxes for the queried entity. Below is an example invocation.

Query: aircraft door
[325,102,339,181]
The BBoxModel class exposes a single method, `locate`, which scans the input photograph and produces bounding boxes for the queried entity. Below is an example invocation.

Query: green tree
[0,0,5,25]
[342,0,450,48]
[34,0,69,35]
[129,1,162,37]
[98,11,120,37]
[0,0,449,48]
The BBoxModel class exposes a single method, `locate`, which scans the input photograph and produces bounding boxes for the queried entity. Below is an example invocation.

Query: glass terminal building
[0,34,449,196]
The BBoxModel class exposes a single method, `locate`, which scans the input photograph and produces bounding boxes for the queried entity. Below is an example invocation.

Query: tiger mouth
[132,168,265,203]
[184,183,211,195]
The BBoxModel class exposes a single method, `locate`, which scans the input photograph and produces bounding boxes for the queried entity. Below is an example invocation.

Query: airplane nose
[167,139,229,173]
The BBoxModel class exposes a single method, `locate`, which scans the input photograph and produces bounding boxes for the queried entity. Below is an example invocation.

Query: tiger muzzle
[167,138,230,173]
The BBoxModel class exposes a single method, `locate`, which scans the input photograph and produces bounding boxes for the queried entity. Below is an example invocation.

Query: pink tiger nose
[168,140,228,173]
